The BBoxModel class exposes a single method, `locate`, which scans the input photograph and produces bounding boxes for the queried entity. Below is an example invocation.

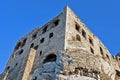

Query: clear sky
[0,0,120,73]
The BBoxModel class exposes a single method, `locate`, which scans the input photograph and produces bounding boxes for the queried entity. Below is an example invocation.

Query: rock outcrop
[30,49,118,80]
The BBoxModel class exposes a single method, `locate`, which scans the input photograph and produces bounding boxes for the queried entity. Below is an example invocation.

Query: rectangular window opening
[42,26,48,34]
[89,38,94,46]
[82,29,86,38]
[90,47,94,54]
[75,23,80,32]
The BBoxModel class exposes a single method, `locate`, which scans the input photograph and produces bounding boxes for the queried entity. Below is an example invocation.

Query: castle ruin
[0,6,120,80]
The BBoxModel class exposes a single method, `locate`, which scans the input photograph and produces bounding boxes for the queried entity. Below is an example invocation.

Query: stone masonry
[0,6,120,80]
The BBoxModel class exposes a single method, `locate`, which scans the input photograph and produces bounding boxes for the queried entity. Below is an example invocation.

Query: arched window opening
[34,45,39,50]
[43,54,57,63]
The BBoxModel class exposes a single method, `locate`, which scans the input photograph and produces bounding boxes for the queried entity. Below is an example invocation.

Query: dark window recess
[14,42,21,50]
[43,54,57,63]
[89,38,94,46]
[116,57,118,60]
[76,34,81,41]
[32,33,37,39]
[90,47,94,54]
[100,47,103,55]
[30,43,34,48]
[49,32,54,38]
[106,54,109,59]
[82,29,86,38]
[75,24,80,32]
[21,38,27,47]
[40,51,42,55]
[42,26,48,34]
[33,76,37,80]
[19,49,23,55]
[54,19,59,26]
[6,66,10,70]
[15,63,18,67]
[34,45,39,50]
[40,38,44,43]
[116,70,120,77]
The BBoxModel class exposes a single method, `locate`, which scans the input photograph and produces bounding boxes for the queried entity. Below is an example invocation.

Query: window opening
[116,70,120,76]
[40,38,44,43]
[90,47,94,54]
[76,34,81,41]
[54,19,59,26]
[34,45,39,50]
[42,26,48,34]
[43,54,57,63]
[32,33,37,39]
[21,38,27,47]
[19,49,23,55]
[49,32,54,38]
[6,66,10,70]
[33,76,37,80]
[100,47,103,55]
[82,29,86,38]
[89,38,93,46]
[75,24,80,32]
[106,54,109,59]
[40,51,42,55]
[30,43,34,48]
[15,63,18,67]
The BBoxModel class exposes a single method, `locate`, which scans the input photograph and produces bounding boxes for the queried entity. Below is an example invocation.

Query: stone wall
[1,6,120,80]
[1,7,66,80]
[65,6,112,59]
[64,6,120,74]
[29,49,115,80]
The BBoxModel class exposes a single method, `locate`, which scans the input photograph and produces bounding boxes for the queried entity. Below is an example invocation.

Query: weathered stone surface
[1,6,120,80]
[29,51,116,80]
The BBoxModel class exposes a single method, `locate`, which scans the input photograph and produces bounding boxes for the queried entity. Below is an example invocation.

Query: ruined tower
[0,6,120,80]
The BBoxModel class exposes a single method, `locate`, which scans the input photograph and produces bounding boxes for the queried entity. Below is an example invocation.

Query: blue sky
[0,0,120,73]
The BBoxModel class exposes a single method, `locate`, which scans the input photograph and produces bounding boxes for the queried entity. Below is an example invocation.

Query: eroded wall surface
[1,6,120,80]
